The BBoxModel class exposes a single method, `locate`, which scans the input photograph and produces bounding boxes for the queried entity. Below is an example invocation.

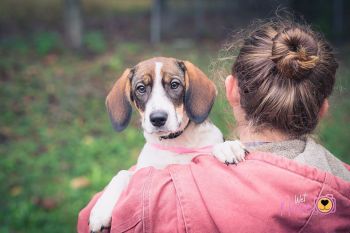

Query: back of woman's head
[232,19,338,137]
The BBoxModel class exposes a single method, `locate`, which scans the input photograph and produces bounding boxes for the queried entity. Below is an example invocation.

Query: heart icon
[321,199,329,206]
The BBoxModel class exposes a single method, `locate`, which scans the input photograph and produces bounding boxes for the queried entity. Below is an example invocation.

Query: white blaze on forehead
[152,62,165,108]
[142,61,182,133]
[155,62,163,82]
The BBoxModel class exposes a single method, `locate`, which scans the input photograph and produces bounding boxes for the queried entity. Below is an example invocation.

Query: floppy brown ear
[181,61,217,123]
[106,68,133,132]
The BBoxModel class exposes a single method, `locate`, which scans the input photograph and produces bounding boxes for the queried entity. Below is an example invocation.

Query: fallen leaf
[83,136,94,145]
[10,186,22,196]
[70,176,90,189]
[32,197,58,210]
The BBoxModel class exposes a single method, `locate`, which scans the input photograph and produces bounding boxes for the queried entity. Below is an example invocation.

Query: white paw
[89,171,131,232]
[89,197,114,232]
[212,140,248,164]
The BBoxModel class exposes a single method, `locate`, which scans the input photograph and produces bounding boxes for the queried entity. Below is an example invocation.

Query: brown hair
[232,20,338,137]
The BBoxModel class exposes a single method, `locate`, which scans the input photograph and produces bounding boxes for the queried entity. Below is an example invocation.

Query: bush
[83,31,107,54]
[0,37,30,55]
[33,32,61,55]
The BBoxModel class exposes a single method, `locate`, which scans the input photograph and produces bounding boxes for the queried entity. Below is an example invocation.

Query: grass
[0,39,349,232]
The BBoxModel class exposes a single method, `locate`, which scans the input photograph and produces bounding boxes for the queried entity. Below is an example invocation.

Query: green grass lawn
[0,40,349,232]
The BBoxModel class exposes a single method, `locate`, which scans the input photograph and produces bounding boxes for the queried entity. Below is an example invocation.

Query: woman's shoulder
[251,136,350,182]
[92,153,350,233]
[187,154,350,232]
[298,137,350,182]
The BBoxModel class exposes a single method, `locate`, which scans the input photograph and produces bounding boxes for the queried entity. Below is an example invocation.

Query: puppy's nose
[150,111,168,127]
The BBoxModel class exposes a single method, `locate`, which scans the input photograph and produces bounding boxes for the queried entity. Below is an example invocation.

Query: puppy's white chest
[137,144,196,169]
[137,121,225,170]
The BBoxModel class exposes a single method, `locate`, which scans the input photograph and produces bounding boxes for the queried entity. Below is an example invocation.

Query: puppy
[89,57,246,232]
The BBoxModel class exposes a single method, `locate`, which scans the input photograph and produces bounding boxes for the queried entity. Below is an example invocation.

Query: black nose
[150,111,168,127]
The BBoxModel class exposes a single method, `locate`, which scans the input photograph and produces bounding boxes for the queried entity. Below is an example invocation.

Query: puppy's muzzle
[150,111,168,127]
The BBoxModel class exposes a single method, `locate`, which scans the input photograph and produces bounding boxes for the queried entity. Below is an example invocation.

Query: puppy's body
[89,57,245,232]
[139,121,223,169]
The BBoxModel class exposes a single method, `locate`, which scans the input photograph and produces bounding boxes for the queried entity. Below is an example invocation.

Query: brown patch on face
[182,60,217,123]
[130,64,154,112]
[162,75,185,107]
[105,68,133,132]
[130,57,186,115]
[175,104,185,121]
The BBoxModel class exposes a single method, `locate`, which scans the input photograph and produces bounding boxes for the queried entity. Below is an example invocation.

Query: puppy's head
[106,57,217,135]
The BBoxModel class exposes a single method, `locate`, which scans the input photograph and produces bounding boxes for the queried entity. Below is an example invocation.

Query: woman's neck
[237,124,291,143]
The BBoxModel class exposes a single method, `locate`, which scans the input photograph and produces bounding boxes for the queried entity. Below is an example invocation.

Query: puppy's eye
[136,84,146,94]
[170,80,180,89]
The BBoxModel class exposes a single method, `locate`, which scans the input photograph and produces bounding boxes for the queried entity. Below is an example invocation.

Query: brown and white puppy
[89,57,246,232]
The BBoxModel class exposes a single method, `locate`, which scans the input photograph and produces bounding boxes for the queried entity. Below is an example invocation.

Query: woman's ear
[319,99,329,118]
[225,75,240,107]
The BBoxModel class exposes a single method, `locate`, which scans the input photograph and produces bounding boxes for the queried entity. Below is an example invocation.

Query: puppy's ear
[180,60,217,123]
[106,68,133,132]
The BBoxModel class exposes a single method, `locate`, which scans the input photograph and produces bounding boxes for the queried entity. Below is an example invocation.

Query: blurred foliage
[319,57,350,159]
[0,32,62,57]
[33,32,62,55]
[82,0,151,15]
[0,0,151,24]
[83,31,107,54]
[0,37,30,55]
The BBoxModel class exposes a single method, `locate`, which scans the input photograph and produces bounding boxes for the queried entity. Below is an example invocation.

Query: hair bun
[271,27,319,80]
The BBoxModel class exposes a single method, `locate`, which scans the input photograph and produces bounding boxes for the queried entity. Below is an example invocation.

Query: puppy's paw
[212,140,248,165]
[89,199,113,233]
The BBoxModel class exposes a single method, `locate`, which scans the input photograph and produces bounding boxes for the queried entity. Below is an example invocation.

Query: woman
[78,19,350,232]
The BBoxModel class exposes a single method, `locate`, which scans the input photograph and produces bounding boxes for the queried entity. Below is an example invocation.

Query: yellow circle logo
[316,195,335,213]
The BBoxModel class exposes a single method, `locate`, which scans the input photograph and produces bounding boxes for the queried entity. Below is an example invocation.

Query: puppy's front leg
[212,140,248,164]
[89,170,132,232]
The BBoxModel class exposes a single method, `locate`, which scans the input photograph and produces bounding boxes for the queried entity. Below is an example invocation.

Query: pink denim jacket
[78,152,350,233]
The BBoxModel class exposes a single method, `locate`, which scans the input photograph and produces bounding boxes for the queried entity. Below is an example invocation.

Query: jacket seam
[188,166,220,233]
[111,212,142,232]
[142,168,153,233]
[297,172,327,233]
[169,167,191,233]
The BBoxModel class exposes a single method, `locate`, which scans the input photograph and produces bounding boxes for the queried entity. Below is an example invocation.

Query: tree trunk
[150,0,161,44]
[194,0,204,38]
[64,0,83,49]
[332,0,343,44]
